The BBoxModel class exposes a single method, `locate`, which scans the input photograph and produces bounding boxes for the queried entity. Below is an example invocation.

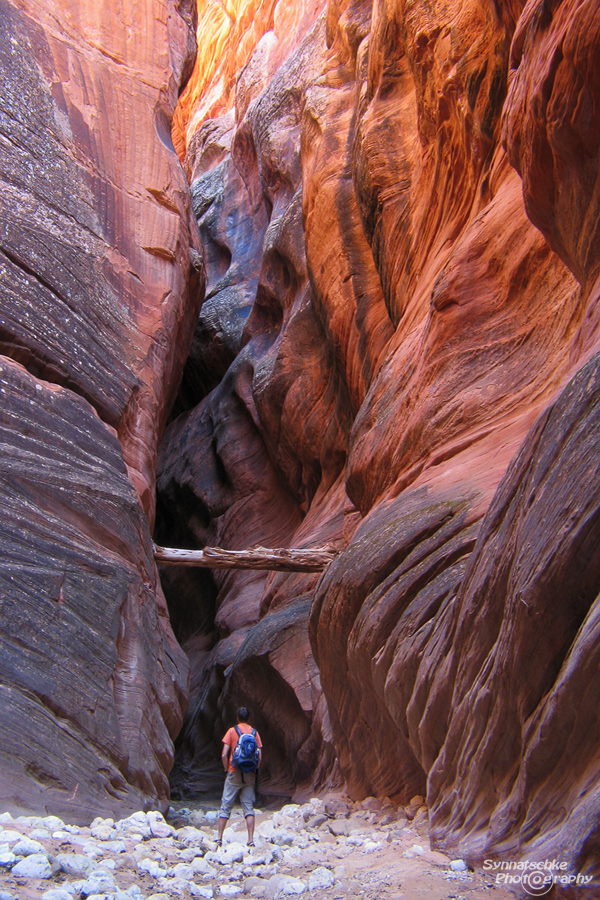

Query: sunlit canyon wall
[158,0,600,883]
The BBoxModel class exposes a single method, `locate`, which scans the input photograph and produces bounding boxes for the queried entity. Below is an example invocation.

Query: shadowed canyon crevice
[2,0,600,891]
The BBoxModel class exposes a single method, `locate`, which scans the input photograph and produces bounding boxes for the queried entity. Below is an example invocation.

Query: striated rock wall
[0,0,201,819]
[160,0,600,881]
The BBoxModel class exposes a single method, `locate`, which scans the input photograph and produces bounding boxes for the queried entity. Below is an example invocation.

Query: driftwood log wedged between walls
[154,544,337,571]
[158,0,600,875]
[0,0,202,820]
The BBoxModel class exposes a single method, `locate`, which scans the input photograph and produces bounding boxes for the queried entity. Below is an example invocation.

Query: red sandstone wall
[160,0,600,881]
[0,0,200,819]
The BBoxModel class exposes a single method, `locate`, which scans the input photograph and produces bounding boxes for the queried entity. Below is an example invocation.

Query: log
[153,543,338,573]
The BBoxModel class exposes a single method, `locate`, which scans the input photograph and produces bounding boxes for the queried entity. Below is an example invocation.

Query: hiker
[217,706,262,847]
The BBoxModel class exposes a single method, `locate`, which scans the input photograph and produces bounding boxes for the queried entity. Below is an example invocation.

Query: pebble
[57,853,95,876]
[0,794,472,900]
[207,841,245,866]
[13,836,47,855]
[12,852,53,878]
[80,868,117,894]
[139,858,167,877]
[192,856,217,877]
[450,858,468,871]
[0,830,26,843]
[147,811,175,839]
[307,866,334,890]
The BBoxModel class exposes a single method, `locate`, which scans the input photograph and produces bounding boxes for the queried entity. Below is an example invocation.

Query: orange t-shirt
[223,724,262,773]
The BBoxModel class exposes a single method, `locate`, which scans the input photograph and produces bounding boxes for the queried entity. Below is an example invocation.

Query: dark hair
[236,707,249,723]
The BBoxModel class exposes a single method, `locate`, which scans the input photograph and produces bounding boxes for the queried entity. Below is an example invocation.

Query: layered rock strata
[160,0,600,882]
[0,0,201,818]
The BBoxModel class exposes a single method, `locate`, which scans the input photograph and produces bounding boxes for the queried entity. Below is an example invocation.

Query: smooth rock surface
[161,0,600,880]
[0,0,199,818]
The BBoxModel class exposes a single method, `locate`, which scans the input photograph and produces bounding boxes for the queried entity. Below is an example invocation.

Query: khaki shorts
[219,768,256,819]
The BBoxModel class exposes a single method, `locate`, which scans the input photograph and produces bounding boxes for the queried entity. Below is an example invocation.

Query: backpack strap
[251,729,256,737]
[234,725,241,737]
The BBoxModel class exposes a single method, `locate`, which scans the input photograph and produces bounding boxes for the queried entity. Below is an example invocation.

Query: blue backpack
[231,726,260,773]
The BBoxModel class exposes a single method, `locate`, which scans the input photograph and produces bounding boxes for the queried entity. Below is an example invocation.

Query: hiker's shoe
[215,839,222,847]
[247,840,255,847]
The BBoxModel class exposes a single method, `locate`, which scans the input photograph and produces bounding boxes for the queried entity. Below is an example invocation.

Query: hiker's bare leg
[218,816,227,842]
[246,814,255,843]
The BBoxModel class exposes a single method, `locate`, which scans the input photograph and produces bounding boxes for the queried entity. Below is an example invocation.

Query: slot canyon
[1,0,600,892]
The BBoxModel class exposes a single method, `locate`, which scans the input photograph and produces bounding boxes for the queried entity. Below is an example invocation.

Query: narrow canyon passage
[153,0,600,884]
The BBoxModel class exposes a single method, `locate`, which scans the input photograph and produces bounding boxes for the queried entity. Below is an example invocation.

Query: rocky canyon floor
[0,795,517,900]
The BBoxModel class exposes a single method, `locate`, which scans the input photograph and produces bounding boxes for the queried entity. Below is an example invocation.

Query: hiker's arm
[221,742,230,772]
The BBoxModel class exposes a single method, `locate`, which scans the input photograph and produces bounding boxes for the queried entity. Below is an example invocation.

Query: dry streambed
[0,796,515,900]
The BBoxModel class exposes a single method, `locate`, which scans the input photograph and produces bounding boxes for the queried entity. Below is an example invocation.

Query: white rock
[42,816,65,831]
[257,821,274,841]
[80,868,116,895]
[56,853,94,876]
[30,828,51,840]
[256,863,279,877]
[116,813,151,840]
[41,890,74,900]
[0,852,16,867]
[280,805,300,818]
[362,840,381,853]
[192,856,217,877]
[409,844,425,854]
[190,887,214,899]
[81,841,102,858]
[158,877,189,896]
[266,875,305,899]
[52,831,71,840]
[179,846,204,862]
[117,887,143,900]
[244,847,273,866]
[170,863,194,880]
[450,858,468,872]
[219,887,243,897]
[13,838,47,856]
[103,840,127,853]
[90,825,115,841]
[346,835,363,846]
[0,813,14,824]
[91,816,114,828]
[204,811,219,823]
[147,811,175,839]
[138,858,167,877]
[307,867,334,890]
[122,812,149,827]
[12,853,52,878]
[0,830,25,844]
[177,826,208,848]
[271,829,296,847]
[207,841,245,866]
